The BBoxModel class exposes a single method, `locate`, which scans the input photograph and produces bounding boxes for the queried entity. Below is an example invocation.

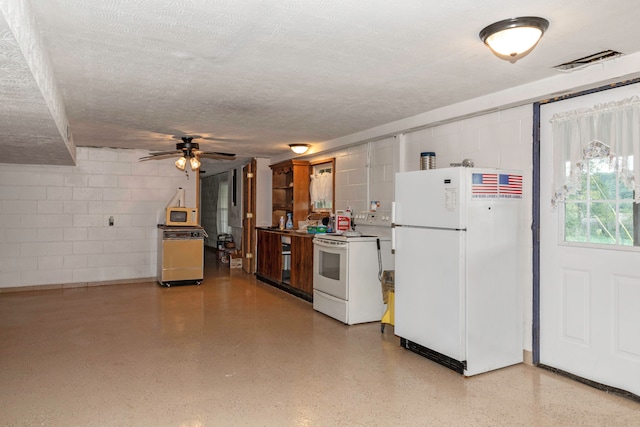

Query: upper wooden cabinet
[270,159,310,228]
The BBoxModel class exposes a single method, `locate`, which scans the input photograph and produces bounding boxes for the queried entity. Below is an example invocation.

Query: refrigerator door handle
[391,227,396,252]
[391,201,395,224]
[391,201,397,252]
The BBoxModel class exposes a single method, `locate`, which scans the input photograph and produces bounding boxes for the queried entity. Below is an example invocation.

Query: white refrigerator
[393,167,524,376]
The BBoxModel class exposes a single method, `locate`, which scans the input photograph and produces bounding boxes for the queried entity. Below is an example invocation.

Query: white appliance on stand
[393,168,524,376]
[313,212,394,325]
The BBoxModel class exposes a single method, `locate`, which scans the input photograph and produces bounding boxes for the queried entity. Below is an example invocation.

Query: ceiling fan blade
[199,153,237,160]
[201,151,236,158]
[146,150,182,156]
[139,153,181,161]
[201,136,244,142]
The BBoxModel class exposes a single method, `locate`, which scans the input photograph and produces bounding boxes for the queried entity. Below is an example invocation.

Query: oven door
[313,238,348,300]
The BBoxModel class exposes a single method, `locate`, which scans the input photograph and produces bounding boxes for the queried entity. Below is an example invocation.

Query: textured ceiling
[2,0,640,174]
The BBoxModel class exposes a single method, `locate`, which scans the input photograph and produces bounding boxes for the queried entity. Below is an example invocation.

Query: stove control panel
[352,211,392,227]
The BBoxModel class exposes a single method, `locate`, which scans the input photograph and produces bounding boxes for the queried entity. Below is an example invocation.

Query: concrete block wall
[307,136,396,214]
[306,105,533,350]
[334,144,368,212]
[401,104,534,351]
[402,106,533,172]
[0,147,196,290]
[368,136,396,212]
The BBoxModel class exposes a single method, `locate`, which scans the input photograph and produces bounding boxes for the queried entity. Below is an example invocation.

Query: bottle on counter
[328,213,335,233]
[279,216,285,230]
[285,213,293,229]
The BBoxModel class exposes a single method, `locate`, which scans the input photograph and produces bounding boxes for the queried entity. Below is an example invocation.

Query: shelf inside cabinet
[269,159,310,228]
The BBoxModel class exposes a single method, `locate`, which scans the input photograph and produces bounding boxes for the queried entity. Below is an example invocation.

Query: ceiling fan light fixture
[289,144,310,155]
[189,156,201,170]
[480,17,549,61]
[175,156,187,170]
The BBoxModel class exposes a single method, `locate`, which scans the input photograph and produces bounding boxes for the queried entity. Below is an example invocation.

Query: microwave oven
[165,207,199,226]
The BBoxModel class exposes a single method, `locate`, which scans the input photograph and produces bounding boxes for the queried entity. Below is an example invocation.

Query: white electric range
[312,212,394,324]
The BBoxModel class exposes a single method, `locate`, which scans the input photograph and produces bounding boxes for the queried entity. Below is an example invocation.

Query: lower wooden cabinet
[256,229,282,283]
[290,234,313,295]
[256,228,314,301]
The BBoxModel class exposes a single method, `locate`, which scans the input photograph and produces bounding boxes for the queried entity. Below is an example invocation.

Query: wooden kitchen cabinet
[256,229,282,284]
[270,159,310,228]
[256,228,314,301]
[290,234,314,295]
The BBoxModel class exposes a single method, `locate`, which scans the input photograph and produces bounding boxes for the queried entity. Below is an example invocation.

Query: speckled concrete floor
[1,252,639,426]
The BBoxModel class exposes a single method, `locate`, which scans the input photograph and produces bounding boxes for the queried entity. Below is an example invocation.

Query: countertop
[256,227,317,237]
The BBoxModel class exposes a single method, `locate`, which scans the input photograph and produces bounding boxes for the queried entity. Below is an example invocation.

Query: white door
[540,85,640,396]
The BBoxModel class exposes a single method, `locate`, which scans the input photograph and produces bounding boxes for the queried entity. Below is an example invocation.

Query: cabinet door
[290,235,314,294]
[291,163,310,227]
[256,230,282,282]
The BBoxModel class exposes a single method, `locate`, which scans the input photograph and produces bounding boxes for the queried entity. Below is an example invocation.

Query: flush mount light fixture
[289,144,310,155]
[479,16,549,62]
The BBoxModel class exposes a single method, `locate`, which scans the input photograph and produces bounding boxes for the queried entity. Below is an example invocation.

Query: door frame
[242,159,257,273]
[532,77,640,365]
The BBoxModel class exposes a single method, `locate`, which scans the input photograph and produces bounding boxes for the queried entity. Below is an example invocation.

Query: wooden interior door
[242,159,257,273]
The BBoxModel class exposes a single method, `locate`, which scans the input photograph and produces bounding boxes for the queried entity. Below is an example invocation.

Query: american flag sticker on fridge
[472,173,522,198]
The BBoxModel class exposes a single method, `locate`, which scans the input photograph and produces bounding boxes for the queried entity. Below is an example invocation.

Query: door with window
[539,85,640,397]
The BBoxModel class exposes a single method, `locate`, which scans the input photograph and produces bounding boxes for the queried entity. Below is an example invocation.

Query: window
[310,159,334,212]
[562,154,637,247]
[550,96,640,248]
[217,180,229,235]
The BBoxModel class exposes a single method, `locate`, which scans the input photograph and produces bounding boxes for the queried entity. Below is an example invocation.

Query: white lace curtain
[310,170,332,209]
[216,180,229,235]
[550,96,640,207]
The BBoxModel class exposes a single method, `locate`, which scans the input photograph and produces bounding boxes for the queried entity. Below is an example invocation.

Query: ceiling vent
[553,50,623,72]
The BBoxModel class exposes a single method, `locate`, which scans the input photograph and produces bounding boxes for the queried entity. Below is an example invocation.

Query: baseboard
[0,277,157,294]
[523,350,533,366]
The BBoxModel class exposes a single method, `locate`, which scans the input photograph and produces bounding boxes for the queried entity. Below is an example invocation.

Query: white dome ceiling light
[289,144,310,155]
[480,17,549,62]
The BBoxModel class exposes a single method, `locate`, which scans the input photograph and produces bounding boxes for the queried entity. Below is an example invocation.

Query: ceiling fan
[139,136,236,171]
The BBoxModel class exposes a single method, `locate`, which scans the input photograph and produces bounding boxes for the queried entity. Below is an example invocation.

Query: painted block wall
[305,105,533,351]
[401,104,534,351]
[368,136,397,212]
[401,106,532,173]
[307,136,396,214]
[0,147,196,289]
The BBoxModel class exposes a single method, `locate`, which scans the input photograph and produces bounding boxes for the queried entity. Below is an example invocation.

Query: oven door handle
[313,239,347,249]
